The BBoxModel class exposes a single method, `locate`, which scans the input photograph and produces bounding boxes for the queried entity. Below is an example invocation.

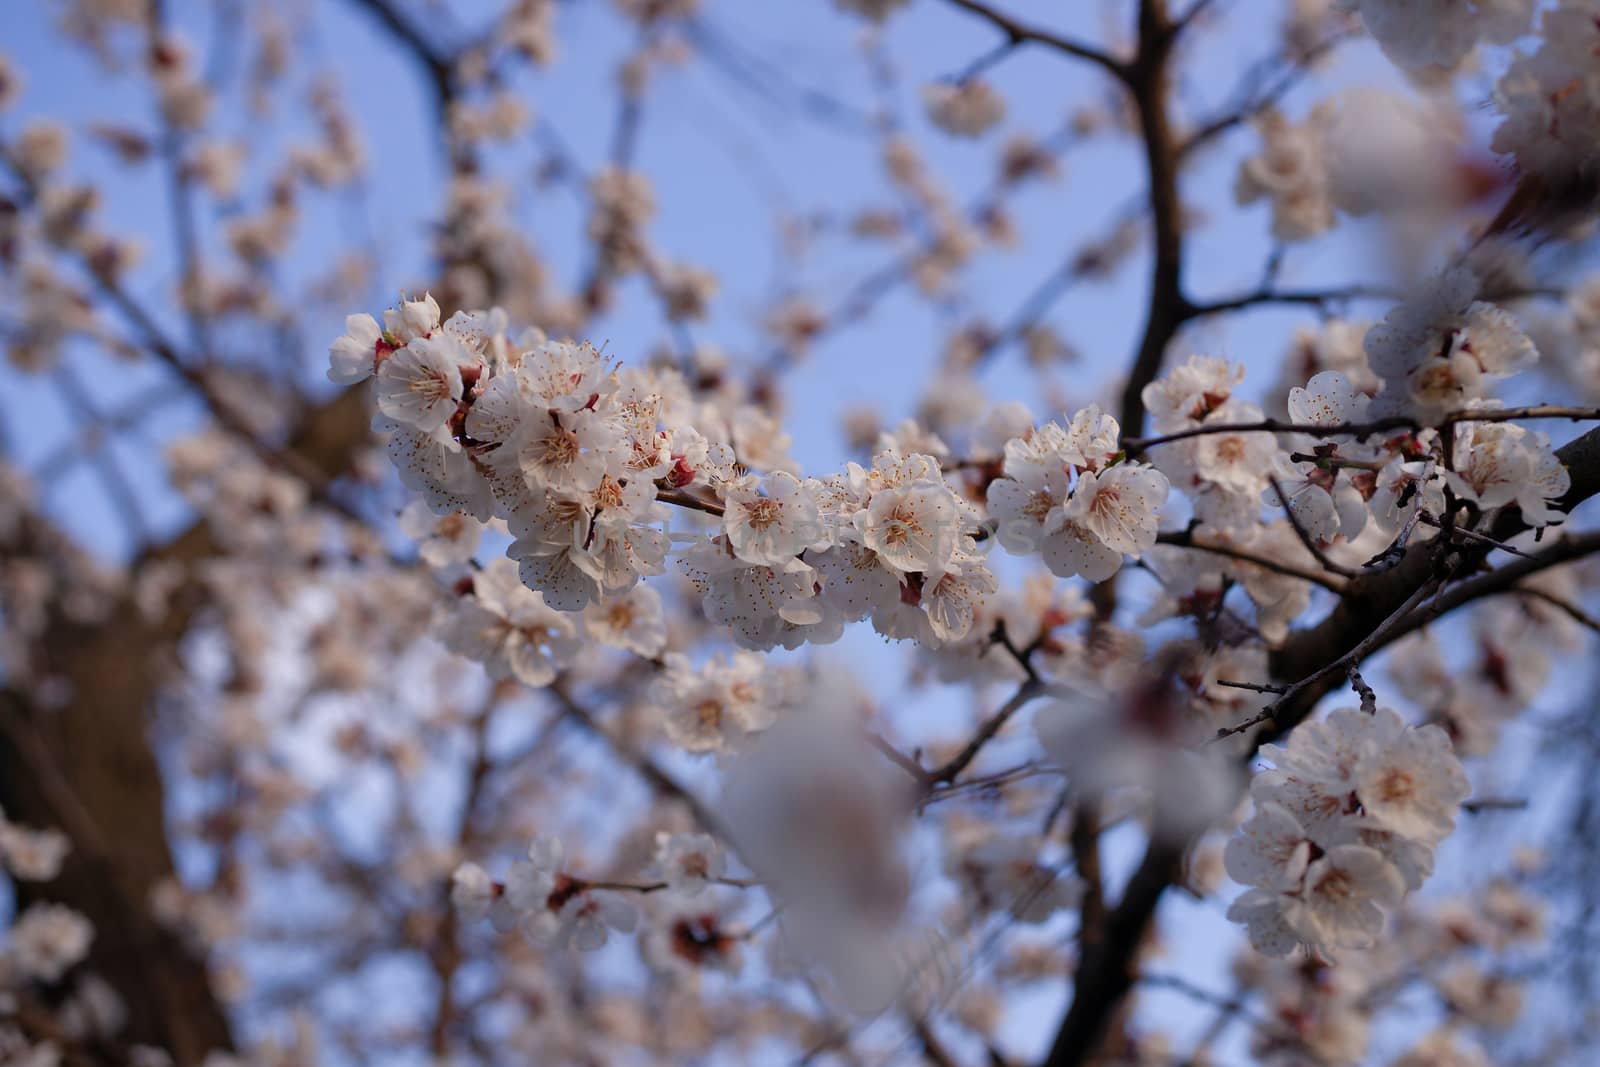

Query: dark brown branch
[1462,796,1530,813]
[148,0,212,361]
[656,487,726,516]
[1116,0,1187,438]
[1183,283,1401,319]
[991,619,1041,683]
[548,679,727,838]
[926,679,1046,786]
[0,392,376,1066]
[1040,819,1182,1065]
[1177,30,1356,161]
[939,0,1128,80]
[1267,476,1365,580]
[1155,527,1345,592]
[1211,574,1443,742]
[344,0,455,111]
[911,1016,962,1067]
[1069,797,1105,949]
[870,732,930,784]
[1124,405,1600,455]
[1515,587,1600,634]
[1041,7,1188,1054]
[1213,678,1287,695]
[1375,531,1600,653]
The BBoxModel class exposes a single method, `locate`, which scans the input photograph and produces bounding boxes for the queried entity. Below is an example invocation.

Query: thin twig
[939,0,1128,79]
[925,679,1046,786]
[1213,678,1287,695]
[1155,527,1346,592]
[1268,475,1365,580]
[1461,797,1530,813]
[1124,405,1600,455]
[1212,573,1445,742]
[869,732,929,784]
[1515,587,1600,634]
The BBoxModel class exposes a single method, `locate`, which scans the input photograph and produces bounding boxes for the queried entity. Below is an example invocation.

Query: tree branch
[1116,0,1187,438]
[938,0,1128,80]
[926,679,1046,786]
[1124,406,1600,455]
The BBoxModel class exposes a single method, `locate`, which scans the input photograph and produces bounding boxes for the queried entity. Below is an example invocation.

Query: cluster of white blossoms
[1143,356,1277,534]
[1139,352,1460,557]
[0,807,88,987]
[1225,705,1470,957]
[1444,414,1572,525]
[1388,580,1584,756]
[435,557,668,688]
[1220,847,1547,1064]
[922,79,1006,138]
[1365,266,1538,421]
[1234,108,1334,241]
[687,451,999,649]
[940,828,1079,924]
[4,902,93,984]
[436,558,580,689]
[1261,282,1567,551]
[1235,90,1463,241]
[1492,0,1600,179]
[0,806,70,882]
[651,650,778,753]
[1259,2,1597,224]
[986,405,1168,582]
[451,834,638,952]
[451,833,736,959]
[332,297,1172,655]
[1340,0,1534,77]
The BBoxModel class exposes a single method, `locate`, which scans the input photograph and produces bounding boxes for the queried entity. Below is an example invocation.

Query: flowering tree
[5,0,1600,1064]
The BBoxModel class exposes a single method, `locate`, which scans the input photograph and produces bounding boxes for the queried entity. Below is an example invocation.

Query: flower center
[746,497,782,530]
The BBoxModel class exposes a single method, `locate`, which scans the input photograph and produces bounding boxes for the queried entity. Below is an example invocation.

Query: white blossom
[0,809,69,882]
[1235,108,1334,241]
[922,80,1005,137]
[381,292,441,344]
[374,333,469,433]
[398,500,484,568]
[722,471,823,566]
[857,477,962,575]
[327,312,384,385]
[1343,0,1533,76]
[1062,463,1168,557]
[7,903,93,983]
[652,651,777,753]
[437,558,578,688]
[582,584,667,658]
[1224,803,1312,893]
[1444,415,1570,527]
[652,832,723,896]
[1142,355,1244,433]
[450,862,497,923]
[1493,1,1600,177]
[1365,268,1537,420]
